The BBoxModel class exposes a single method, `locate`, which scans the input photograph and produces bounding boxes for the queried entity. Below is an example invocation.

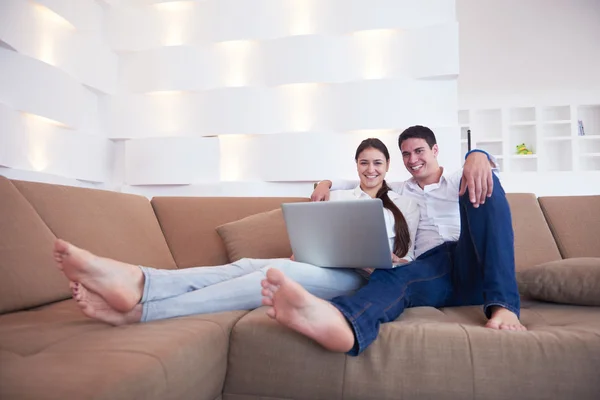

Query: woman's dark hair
[355,138,411,258]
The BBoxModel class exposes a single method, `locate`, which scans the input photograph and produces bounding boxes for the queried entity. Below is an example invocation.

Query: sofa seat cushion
[224,304,600,400]
[0,299,247,400]
[518,258,600,306]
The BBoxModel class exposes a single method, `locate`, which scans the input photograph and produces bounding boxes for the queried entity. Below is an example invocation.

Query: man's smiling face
[401,138,439,181]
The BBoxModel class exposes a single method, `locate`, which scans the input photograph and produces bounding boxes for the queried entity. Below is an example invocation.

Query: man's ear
[432,144,439,157]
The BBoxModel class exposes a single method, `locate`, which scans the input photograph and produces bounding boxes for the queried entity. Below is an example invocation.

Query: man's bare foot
[260,268,355,352]
[71,282,142,326]
[485,306,527,331]
[54,239,144,312]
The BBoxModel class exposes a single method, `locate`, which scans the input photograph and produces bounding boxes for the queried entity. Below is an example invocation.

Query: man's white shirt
[329,186,420,262]
[331,168,473,258]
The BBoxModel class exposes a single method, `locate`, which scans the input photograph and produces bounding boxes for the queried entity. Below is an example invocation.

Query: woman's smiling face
[356,147,389,191]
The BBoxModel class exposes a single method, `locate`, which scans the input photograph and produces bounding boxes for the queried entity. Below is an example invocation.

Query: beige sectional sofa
[1,175,599,400]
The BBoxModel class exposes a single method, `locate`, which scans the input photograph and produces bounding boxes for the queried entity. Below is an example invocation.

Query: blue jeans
[330,175,520,355]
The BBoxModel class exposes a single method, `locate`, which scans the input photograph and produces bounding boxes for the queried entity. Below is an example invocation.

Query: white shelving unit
[458,104,600,173]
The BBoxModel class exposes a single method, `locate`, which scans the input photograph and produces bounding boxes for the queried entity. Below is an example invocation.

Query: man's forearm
[314,180,332,189]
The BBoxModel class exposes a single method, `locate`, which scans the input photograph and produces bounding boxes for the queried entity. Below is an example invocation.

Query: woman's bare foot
[54,239,144,312]
[485,306,527,331]
[71,282,142,326]
[260,268,355,352]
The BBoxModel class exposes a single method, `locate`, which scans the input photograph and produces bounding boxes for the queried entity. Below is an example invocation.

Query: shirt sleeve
[387,181,405,193]
[394,197,420,263]
[329,180,358,190]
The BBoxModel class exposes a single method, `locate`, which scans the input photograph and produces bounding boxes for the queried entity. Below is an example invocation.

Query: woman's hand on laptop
[362,268,375,275]
[392,254,408,265]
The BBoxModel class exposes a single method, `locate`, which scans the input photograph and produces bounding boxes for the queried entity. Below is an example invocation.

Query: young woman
[55,138,419,325]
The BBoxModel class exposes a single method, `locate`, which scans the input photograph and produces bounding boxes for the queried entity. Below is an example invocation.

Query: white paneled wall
[0,0,114,185]
[111,0,460,194]
[1,0,460,196]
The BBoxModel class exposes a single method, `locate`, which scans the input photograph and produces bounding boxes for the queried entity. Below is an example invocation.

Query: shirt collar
[353,184,400,199]
[406,167,448,190]
[352,185,367,198]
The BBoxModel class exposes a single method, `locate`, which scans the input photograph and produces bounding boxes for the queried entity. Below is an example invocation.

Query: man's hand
[311,180,332,201]
[459,152,494,208]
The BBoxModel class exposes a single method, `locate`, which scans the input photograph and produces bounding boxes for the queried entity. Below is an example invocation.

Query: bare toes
[262,297,274,306]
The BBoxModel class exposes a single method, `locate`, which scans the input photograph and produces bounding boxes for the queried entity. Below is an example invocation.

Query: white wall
[0,0,461,197]
[106,0,460,197]
[457,0,600,108]
[2,0,598,197]
[0,0,118,189]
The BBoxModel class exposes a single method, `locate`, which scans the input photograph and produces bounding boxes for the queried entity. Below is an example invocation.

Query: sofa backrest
[0,177,70,314]
[505,193,562,271]
[0,177,178,315]
[539,195,600,258]
[12,180,178,270]
[151,197,309,268]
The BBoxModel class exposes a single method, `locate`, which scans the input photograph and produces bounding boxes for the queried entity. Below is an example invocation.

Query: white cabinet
[458,105,600,173]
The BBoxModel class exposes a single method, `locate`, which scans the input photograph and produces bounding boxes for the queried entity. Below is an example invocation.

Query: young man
[260,125,526,356]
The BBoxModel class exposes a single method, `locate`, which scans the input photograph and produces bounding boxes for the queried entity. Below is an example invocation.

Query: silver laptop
[281,199,396,269]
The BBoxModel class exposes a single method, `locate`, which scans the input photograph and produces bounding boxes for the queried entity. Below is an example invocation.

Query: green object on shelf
[516,143,533,155]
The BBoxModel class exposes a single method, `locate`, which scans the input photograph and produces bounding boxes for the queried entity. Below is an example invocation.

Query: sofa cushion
[224,307,347,400]
[12,180,177,270]
[151,197,308,268]
[224,304,600,399]
[506,193,562,271]
[539,195,600,258]
[216,208,292,262]
[0,298,247,400]
[517,258,600,306]
[0,176,70,314]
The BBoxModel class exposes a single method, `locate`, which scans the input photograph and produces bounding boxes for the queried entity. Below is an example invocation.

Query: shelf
[511,154,538,159]
[471,109,502,140]
[510,121,536,126]
[457,104,600,174]
[542,120,571,125]
[542,140,572,171]
[476,138,503,143]
[578,135,600,140]
[541,106,571,121]
[508,107,535,124]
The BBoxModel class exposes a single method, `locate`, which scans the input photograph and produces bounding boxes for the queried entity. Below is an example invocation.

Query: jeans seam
[333,304,365,352]
[383,270,449,313]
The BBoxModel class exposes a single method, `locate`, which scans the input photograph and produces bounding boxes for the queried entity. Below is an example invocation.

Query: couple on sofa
[54,125,526,356]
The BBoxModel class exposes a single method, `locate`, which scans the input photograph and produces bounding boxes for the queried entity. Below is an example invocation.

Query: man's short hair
[398,125,437,149]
